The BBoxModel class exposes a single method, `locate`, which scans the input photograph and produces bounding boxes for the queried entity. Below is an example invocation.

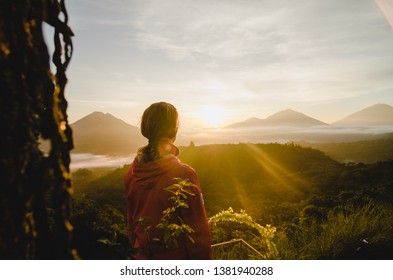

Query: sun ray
[375,0,393,31]
[244,143,311,197]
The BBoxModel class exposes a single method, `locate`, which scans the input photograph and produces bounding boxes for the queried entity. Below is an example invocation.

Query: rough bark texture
[0,0,75,259]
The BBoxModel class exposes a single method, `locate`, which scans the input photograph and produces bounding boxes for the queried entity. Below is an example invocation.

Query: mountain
[71,111,145,155]
[226,109,327,128]
[264,109,327,126]
[226,117,265,128]
[333,103,393,126]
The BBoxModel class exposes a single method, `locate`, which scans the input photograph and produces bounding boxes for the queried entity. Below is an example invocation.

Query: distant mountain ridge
[226,103,393,128]
[333,103,393,126]
[227,109,327,128]
[71,111,145,155]
[70,104,393,155]
[72,111,133,132]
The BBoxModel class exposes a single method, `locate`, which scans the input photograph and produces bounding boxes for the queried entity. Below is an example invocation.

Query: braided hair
[138,102,179,163]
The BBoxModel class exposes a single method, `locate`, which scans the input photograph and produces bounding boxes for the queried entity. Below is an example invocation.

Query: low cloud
[70,153,133,170]
[177,125,393,146]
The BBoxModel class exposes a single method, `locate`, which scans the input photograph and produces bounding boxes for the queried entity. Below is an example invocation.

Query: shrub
[209,208,278,259]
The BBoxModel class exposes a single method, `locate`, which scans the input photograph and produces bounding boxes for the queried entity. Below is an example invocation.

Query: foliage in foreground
[156,178,196,248]
[70,198,136,259]
[209,208,278,260]
[69,195,393,260]
[278,200,393,259]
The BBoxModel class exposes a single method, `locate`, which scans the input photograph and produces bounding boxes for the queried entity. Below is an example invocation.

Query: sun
[196,106,228,127]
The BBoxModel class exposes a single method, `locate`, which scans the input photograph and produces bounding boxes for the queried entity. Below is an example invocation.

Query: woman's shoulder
[158,154,196,176]
[173,159,199,183]
[175,158,196,172]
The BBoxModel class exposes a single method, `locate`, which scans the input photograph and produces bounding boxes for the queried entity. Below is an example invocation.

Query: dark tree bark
[0,0,75,259]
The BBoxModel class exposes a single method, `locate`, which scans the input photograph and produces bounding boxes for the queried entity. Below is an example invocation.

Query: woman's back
[125,153,212,259]
[124,102,212,259]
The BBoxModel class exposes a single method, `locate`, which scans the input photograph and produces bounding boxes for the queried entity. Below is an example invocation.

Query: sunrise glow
[196,106,228,127]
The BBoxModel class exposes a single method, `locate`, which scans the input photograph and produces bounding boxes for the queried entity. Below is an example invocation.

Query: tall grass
[277,200,393,259]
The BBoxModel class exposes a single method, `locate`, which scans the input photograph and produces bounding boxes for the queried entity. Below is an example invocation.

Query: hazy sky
[61,0,393,128]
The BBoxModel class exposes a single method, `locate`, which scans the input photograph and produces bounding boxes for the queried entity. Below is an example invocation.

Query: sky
[57,0,393,129]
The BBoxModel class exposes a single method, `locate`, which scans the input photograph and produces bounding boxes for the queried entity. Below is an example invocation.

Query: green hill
[73,143,346,217]
[70,142,393,259]
[179,143,342,214]
[72,143,393,217]
[296,133,393,164]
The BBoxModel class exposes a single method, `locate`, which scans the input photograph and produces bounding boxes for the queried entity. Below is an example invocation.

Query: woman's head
[141,102,179,142]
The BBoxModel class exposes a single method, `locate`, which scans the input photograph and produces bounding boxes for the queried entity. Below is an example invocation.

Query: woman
[124,102,212,259]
